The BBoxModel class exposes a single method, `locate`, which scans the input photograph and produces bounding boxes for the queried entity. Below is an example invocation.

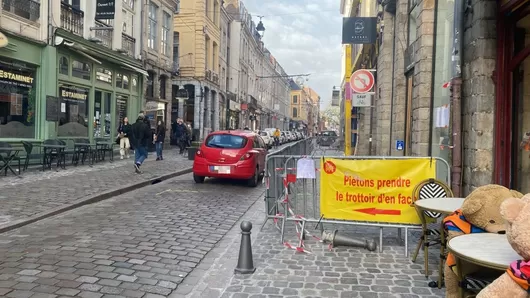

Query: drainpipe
[388,12,397,154]
[450,0,464,197]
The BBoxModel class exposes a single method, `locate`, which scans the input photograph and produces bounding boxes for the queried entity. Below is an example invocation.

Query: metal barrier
[263,154,451,256]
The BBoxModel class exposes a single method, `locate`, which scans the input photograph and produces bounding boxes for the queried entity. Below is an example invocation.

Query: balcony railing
[94,20,113,48]
[121,33,135,57]
[60,2,84,36]
[2,0,40,22]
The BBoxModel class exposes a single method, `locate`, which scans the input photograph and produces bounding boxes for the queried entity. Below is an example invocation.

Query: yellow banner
[320,158,436,225]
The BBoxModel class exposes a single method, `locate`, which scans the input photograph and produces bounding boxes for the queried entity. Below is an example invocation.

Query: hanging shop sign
[342,17,377,44]
[95,0,116,20]
[0,32,8,48]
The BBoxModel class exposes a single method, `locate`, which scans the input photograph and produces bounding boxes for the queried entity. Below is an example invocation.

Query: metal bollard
[234,221,256,274]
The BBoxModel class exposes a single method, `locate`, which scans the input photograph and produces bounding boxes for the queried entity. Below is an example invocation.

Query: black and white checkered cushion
[464,274,496,292]
[419,182,448,218]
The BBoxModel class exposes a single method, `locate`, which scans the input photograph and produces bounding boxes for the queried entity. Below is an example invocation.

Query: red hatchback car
[192,130,267,187]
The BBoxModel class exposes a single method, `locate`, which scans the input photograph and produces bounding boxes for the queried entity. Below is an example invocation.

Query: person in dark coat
[174,118,188,154]
[129,113,152,174]
[155,120,166,160]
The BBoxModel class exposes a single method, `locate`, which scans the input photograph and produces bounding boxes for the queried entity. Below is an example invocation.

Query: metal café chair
[411,178,454,281]
[0,142,21,175]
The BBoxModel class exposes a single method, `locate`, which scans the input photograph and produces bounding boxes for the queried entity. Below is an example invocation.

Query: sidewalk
[0,148,193,232]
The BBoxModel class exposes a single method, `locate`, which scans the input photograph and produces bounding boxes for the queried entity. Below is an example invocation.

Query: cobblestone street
[0,149,193,229]
[0,173,266,297]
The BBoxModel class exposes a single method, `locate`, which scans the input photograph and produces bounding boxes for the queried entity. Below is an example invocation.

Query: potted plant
[187,141,201,160]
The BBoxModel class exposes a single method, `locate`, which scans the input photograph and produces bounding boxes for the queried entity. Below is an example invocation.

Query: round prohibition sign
[350,69,375,93]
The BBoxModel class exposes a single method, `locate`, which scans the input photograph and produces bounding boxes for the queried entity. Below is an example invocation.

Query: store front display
[58,85,89,137]
[0,59,37,138]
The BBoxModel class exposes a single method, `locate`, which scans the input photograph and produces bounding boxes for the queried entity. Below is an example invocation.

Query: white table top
[448,233,521,270]
[414,198,465,214]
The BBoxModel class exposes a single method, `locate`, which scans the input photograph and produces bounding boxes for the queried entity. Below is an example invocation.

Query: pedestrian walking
[130,113,152,174]
[155,120,166,160]
[117,117,131,159]
[174,118,188,155]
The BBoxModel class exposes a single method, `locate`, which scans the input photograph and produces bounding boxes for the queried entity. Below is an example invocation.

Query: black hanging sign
[342,17,377,44]
[95,0,115,20]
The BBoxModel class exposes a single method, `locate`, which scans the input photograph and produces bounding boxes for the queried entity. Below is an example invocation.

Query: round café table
[414,197,465,215]
[413,197,465,288]
[448,233,520,270]
[448,233,520,298]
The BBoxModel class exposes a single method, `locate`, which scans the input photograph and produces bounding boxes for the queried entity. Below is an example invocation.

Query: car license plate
[209,165,231,174]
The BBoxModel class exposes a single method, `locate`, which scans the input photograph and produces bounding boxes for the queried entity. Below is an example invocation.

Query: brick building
[342,0,530,196]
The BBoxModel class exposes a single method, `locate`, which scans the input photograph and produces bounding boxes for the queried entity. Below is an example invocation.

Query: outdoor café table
[0,147,21,176]
[448,233,520,298]
[73,143,97,166]
[95,141,114,162]
[36,144,66,170]
[414,197,465,288]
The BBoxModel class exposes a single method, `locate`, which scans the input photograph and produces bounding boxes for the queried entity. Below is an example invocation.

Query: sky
[240,0,342,108]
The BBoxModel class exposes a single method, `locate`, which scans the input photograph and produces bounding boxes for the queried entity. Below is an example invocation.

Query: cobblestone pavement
[0,149,193,227]
[0,173,266,297]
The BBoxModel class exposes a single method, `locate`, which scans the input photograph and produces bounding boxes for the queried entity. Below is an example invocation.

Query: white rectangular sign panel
[352,94,372,107]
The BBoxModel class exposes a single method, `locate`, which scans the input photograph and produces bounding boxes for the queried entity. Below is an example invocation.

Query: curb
[0,167,193,234]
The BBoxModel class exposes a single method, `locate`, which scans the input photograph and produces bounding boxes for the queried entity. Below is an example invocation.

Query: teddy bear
[443,184,524,298]
[475,194,530,298]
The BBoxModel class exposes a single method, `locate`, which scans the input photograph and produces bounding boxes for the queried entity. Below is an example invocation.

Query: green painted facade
[0,29,146,143]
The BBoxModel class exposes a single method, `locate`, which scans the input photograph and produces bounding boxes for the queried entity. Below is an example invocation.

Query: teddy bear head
[500,194,530,260]
[461,184,524,233]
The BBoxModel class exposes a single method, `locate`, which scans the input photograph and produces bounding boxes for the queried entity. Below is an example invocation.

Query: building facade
[173,0,221,140]
[0,0,147,142]
[142,0,179,131]
[342,0,530,196]
[219,5,232,130]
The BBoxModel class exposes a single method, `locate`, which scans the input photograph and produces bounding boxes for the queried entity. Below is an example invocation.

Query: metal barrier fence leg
[280,211,286,244]
[312,180,317,219]
[398,228,402,244]
[379,228,383,253]
[299,220,306,247]
[404,227,409,258]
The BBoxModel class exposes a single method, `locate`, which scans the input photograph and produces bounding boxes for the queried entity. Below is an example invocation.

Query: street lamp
[256,16,265,37]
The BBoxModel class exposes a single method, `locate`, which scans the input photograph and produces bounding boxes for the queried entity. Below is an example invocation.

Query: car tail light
[240,152,254,161]
[196,150,203,157]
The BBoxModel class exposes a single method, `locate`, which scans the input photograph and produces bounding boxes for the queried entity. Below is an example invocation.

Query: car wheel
[247,167,259,187]
[193,174,205,183]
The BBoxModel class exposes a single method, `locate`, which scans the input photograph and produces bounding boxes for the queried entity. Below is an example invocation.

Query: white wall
[0,0,50,42]
[228,21,241,94]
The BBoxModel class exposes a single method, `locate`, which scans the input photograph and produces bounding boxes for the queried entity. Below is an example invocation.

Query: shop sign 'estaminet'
[320,158,436,225]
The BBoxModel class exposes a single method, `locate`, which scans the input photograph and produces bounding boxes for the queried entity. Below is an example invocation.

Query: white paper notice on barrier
[296,158,316,179]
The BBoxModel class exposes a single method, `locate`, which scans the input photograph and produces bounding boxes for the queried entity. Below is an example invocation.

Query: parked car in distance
[259,131,273,149]
[318,130,338,146]
[192,130,267,187]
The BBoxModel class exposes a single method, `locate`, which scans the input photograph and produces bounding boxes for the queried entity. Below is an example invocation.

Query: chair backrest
[43,139,61,146]
[0,142,12,156]
[21,141,33,154]
[75,138,90,144]
[413,178,454,218]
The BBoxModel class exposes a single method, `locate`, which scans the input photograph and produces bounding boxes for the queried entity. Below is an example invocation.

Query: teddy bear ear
[501,197,526,223]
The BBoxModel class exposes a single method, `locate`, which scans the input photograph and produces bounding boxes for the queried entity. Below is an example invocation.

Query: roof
[210,130,257,137]
[289,79,302,90]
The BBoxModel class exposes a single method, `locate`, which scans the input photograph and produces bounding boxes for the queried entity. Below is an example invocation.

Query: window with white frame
[161,12,171,55]
[123,0,134,10]
[122,8,134,37]
[148,1,158,50]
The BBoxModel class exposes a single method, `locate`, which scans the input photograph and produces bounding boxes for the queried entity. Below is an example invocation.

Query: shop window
[116,73,123,88]
[131,75,138,92]
[59,56,69,75]
[292,95,298,104]
[96,67,112,84]
[123,75,130,90]
[0,61,36,138]
[160,75,167,99]
[146,72,155,98]
[116,95,128,132]
[72,60,91,80]
[58,85,89,137]
[292,107,298,118]
[408,0,420,45]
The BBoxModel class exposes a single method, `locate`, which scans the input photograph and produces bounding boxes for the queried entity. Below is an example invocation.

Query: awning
[67,44,102,65]
[123,63,149,77]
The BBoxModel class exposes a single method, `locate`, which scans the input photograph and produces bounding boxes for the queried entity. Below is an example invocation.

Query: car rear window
[205,134,247,149]
[322,131,337,137]
[260,132,268,136]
